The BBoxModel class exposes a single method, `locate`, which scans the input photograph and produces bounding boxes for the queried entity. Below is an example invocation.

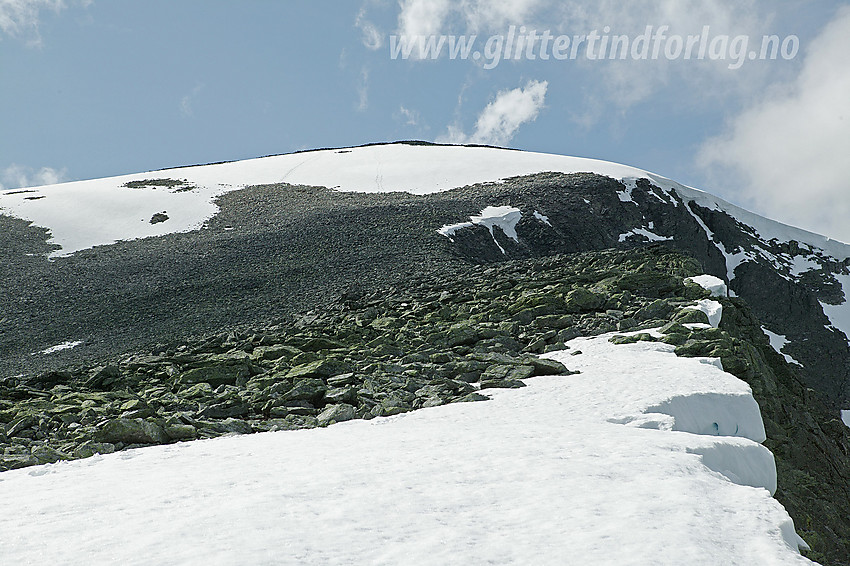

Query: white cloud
[396,0,452,38]
[396,0,543,36]
[393,0,542,61]
[355,6,383,50]
[1,164,67,189]
[180,83,204,117]
[554,0,776,109]
[357,67,370,112]
[439,79,548,146]
[697,6,850,244]
[393,1,781,112]
[0,0,89,46]
[461,0,543,32]
[396,105,421,126]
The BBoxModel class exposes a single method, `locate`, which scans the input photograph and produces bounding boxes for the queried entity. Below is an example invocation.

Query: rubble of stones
[1,247,719,472]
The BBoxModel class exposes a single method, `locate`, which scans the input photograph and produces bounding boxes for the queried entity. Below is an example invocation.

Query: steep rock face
[438,172,850,410]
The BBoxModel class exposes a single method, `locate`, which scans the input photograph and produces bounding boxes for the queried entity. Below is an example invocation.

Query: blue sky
[2,1,849,241]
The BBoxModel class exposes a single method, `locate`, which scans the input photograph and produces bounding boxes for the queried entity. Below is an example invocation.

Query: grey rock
[5,415,36,437]
[480,379,527,389]
[300,337,346,352]
[201,418,252,435]
[181,364,248,387]
[0,454,38,470]
[636,299,675,321]
[73,441,116,459]
[327,373,358,387]
[286,359,349,381]
[198,401,249,419]
[564,288,606,312]
[524,357,571,376]
[317,403,357,426]
[673,308,711,325]
[84,364,121,389]
[480,364,535,382]
[254,344,301,361]
[452,392,490,403]
[164,423,198,441]
[32,445,71,464]
[444,323,480,347]
[281,379,327,403]
[324,386,359,405]
[95,418,168,444]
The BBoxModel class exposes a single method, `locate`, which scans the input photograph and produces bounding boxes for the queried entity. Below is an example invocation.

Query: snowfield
[1,144,847,260]
[0,331,810,565]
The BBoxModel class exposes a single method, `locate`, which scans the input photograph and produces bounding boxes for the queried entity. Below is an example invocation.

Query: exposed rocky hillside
[439,172,850,412]
[2,144,849,563]
[2,246,848,563]
[3,162,848,416]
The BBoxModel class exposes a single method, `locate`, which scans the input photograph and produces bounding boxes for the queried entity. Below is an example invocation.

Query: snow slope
[2,144,848,260]
[0,331,810,565]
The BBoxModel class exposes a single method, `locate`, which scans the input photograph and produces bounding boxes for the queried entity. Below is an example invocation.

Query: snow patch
[34,340,83,355]
[842,410,850,429]
[438,205,521,255]
[646,392,766,443]
[761,326,803,366]
[788,255,820,277]
[616,177,639,204]
[618,226,673,243]
[688,299,723,328]
[819,272,850,346]
[532,210,551,226]
[687,275,728,297]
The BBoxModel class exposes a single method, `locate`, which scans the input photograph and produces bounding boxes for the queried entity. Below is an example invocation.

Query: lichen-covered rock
[73,441,116,459]
[673,308,711,325]
[281,379,327,403]
[164,423,197,441]
[95,418,168,444]
[31,445,71,465]
[480,364,535,382]
[524,357,571,376]
[564,288,606,312]
[286,359,349,381]
[480,379,526,390]
[180,364,247,387]
[317,404,357,426]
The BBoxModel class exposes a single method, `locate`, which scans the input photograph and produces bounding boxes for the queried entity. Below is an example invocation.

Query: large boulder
[317,404,357,426]
[95,418,168,444]
[286,359,350,381]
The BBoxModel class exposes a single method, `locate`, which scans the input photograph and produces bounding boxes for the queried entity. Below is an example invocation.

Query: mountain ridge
[2,142,849,562]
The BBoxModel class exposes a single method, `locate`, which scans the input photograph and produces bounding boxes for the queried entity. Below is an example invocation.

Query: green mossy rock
[95,418,168,444]
[286,359,350,381]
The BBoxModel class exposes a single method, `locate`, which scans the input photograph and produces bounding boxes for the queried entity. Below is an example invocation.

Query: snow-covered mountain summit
[2,142,848,259]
